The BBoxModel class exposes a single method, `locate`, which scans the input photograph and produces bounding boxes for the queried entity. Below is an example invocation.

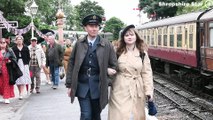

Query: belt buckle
[87,68,91,77]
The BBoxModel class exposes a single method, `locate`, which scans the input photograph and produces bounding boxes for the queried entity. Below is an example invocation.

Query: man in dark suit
[66,14,117,120]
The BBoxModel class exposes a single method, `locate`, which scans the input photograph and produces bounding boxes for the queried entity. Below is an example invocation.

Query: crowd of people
[0,13,156,120]
[0,29,76,104]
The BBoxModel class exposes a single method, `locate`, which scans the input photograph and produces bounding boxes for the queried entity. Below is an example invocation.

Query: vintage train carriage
[199,9,213,73]
[137,9,213,76]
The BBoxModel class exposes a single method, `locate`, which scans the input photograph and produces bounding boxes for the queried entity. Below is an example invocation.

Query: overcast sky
[71,0,150,25]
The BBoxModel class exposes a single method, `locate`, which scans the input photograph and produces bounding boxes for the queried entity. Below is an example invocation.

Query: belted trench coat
[65,35,117,110]
[108,49,154,120]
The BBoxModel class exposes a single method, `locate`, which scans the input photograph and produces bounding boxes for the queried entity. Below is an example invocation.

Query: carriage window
[170,27,174,47]
[189,25,194,48]
[143,30,146,41]
[151,29,155,45]
[141,30,144,39]
[147,29,150,45]
[163,28,167,46]
[177,26,182,47]
[158,28,162,46]
[185,26,188,46]
[210,28,213,47]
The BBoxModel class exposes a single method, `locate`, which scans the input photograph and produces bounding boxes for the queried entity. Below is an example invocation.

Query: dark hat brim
[121,24,135,38]
[82,14,102,26]
[40,29,55,35]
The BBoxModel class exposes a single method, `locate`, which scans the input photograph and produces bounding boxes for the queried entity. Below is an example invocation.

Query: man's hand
[107,68,117,76]
[67,88,72,97]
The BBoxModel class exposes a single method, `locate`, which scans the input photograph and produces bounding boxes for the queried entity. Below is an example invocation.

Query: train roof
[200,9,213,20]
[137,11,204,29]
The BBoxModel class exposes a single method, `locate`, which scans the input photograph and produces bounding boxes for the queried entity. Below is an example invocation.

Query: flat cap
[82,14,102,26]
[40,29,55,36]
[121,24,135,38]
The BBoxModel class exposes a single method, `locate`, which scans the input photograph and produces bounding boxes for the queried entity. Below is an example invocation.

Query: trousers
[78,91,101,120]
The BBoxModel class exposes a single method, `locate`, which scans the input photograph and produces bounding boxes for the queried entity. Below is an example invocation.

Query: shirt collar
[87,36,97,46]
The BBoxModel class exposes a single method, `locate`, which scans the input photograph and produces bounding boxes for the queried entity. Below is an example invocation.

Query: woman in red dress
[0,38,16,104]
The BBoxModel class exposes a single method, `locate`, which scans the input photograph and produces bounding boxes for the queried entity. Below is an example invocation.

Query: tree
[176,0,212,15]
[0,0,26,18]
[103,17,124,40]
[74,0,105,30]
[0,0,75,44]
[62,0,75,30]
[139,0,197,20]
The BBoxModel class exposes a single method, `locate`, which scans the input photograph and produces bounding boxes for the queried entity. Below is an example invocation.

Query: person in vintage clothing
[108,25,154,120]
[0,38,17,104]
[66,14,117,120]
[45,30,64,89]
[40,35,51,85]
[12,35,31,100]
[63,38,73,73]
[28,37,46,93]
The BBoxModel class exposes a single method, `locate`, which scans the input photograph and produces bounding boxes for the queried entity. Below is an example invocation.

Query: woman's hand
[147,95,153,102]
[67,88,72,97]
[107,68,117,76]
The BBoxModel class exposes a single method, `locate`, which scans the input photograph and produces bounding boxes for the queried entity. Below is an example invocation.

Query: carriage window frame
[184,26,188,47]
[189,24,194,49]
[144,30,147,43]
[151,29,155,46]
[147,29,150,45]
[158,28,162,46]
[176,26,182,48]
[163,27,168,47]
[209,22,213,47]
[169,27,174,47]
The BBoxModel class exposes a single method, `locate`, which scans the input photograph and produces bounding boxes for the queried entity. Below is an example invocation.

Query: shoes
[36,89,40,94]
[4,99,10,104]
[30,90,33,94]
[47,81,51,85]
[52,85,58,89]
[19,95,23,100]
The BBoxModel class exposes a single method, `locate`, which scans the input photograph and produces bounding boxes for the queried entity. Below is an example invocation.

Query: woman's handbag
[148,101,157,116]
[59,66,65,79]
[6,59,23,85]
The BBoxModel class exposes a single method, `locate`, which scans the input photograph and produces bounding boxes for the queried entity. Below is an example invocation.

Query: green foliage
[74,0,105,30]
[176,0,213,15]
[139,0,197,19]
[0,0,26,18]
[103,17,124,40]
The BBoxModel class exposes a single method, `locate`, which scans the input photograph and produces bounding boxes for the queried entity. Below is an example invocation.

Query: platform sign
[0,21,18,28]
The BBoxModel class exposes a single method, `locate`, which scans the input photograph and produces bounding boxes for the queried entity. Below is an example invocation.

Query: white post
[31,15,34,38]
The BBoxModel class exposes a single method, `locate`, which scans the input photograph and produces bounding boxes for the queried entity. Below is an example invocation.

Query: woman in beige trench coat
[108,25,154,120]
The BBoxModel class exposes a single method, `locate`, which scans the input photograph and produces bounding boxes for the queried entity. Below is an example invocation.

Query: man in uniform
[66,14,117,120]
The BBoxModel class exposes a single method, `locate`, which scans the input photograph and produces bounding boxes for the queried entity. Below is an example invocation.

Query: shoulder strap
[140,52,145,63]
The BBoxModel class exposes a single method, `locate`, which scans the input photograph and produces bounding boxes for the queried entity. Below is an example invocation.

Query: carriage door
[200,22,207,70]
[201,21,213,71]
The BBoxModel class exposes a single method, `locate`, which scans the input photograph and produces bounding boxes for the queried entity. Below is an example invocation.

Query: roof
[200,9,213,20]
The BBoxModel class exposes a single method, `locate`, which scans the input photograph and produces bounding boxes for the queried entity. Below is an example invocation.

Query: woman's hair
[15,35,24,41]
[0,38,9,51]
[116,28,146,58]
